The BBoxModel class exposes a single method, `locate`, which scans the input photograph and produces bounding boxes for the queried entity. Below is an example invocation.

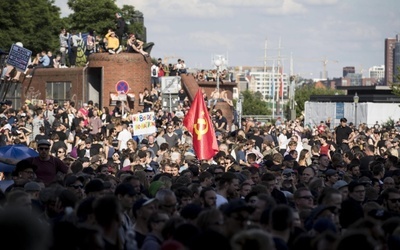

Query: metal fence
[242,115,274,123]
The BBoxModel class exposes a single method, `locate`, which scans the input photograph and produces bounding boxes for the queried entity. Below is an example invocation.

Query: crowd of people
[0,87,400,250]
[1,13,400,250]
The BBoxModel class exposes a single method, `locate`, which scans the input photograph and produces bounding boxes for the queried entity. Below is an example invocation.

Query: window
[3,83,22,108]
[46,82,72,101]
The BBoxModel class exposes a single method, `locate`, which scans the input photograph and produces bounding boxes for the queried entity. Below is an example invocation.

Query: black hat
[13,159,38,176]
[37,139,51,147]
[132,197,157,214]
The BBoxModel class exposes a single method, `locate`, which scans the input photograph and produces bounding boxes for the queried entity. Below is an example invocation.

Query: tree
[390,65,400,96]
[241,90,272,116]
[121,5,144,37]
[294,83,343,115]
[0,0,62,54]
[67,0,120,35]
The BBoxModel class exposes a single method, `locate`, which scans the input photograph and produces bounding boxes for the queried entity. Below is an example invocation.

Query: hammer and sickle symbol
[194,118,208,140]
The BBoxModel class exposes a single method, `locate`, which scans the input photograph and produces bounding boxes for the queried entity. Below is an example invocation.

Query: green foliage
[390,66,400,96]
[121,5,144,36]
[382,117,395,128]
[0,0,62,54]
[67,0,120,35]
[241,90,272,116]
[294,84,343,115]
[0,0,142,60]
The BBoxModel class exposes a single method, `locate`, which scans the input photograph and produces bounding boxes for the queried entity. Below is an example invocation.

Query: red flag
[183,89,218,160]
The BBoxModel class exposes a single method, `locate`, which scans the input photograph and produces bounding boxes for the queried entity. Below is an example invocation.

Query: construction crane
[163,55,181,65]
[321,57,338,79]
[294,56,338,79]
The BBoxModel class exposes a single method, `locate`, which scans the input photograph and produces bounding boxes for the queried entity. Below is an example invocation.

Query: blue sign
[336,103,344,119]
[6,44,32,72]
[115,80,129,94]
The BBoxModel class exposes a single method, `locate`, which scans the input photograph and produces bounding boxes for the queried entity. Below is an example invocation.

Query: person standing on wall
[115,12,126,49]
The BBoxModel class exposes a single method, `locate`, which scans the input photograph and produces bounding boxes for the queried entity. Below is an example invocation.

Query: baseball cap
[333,180,348,190]
[37,139,51,147]
[325,169,337,177]
[24,182,41,192]
[282,168,295,175]
[132,197,157,213]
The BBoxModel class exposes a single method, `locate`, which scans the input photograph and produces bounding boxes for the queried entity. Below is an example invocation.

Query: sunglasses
[38,147,50,151]
[388,198,400,203]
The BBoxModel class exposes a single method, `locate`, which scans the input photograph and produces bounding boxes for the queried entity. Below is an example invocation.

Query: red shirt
[29,156,68,186]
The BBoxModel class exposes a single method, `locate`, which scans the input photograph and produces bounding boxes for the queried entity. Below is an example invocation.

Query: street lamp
[353,92,359,127]
[214,59,222,93]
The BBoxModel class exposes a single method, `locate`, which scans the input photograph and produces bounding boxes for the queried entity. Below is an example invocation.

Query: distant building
[369,65,385,83]
[247,67,289,101]
[341,73,362,86]
[343,66,355,77]
[385,37,396,85]
[395,35,400,83]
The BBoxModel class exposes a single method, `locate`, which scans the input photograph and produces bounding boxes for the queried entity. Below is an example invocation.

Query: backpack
[152,67,156,76]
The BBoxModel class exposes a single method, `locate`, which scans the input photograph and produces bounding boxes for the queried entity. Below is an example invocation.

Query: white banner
[305,101,400,129]
[130,112,156,136]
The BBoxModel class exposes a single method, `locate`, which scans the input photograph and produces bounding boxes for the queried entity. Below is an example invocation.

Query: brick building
[9,53,152,112]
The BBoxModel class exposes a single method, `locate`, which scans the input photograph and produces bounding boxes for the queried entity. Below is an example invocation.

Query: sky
[55,0,400,79]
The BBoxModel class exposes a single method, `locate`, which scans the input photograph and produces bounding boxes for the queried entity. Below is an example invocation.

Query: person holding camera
[59,28,69,68]
[105,29,122,54]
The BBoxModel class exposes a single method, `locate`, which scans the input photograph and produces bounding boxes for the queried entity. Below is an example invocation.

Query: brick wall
[88,53,152,112]
[21,53,152,112]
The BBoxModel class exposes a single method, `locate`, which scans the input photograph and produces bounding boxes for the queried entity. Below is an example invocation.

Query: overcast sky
[55,0,400,79]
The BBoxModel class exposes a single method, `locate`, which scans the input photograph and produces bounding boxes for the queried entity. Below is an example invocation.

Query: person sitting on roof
[105,29,122,54]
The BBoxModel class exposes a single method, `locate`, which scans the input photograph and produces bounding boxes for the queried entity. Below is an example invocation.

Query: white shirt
[118,129,132,151]
[216,194,228,208]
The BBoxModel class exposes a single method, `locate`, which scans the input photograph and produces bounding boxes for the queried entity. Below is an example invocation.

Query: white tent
[304,102,400,129]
